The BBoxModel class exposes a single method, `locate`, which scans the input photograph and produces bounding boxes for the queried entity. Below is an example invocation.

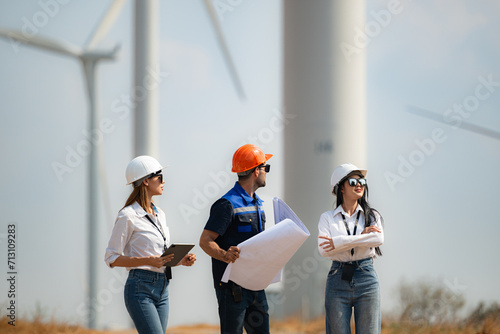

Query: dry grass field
[1,316,500,334]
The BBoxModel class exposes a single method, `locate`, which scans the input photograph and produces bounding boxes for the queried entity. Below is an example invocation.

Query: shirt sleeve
[318,211,384,258]
[318,212,339,257]
[104,210,134,268]
[203,198,233,236]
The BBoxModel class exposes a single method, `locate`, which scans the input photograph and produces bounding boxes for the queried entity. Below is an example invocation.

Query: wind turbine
[203,0,246,100]
[407,105,500,141]
[133,0,246,159]
[1,0,245,328]
[0,0,125,328]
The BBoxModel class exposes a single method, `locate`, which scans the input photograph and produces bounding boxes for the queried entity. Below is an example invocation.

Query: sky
[0,0,500,330]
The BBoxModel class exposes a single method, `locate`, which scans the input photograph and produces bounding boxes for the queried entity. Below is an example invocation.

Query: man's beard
[256,178,266,188]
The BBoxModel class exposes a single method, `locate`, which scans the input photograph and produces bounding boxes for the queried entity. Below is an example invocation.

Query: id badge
[341,263,355,281]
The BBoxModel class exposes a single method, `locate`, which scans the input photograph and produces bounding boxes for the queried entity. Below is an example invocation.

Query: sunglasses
[347,178,366,187]
[258,164,271,173]
[149,171,163,183]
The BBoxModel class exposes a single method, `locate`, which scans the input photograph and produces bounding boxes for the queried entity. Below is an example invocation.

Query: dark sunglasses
[148,171,163,183]
[347,178,366,187]
[258,164,271,173]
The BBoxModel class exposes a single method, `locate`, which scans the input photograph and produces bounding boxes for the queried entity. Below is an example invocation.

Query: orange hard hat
[231,144,273,173]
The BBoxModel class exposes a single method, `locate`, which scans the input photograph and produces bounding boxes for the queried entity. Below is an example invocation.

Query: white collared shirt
[317,204,384,262]
[105,201,170,273]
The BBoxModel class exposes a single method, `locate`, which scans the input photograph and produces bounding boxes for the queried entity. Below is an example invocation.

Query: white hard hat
[330,163,367,194]
[125,155,167,185]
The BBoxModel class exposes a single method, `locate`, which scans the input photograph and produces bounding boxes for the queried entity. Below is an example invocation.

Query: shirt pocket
[237,214,253,233]
[260,211,266,229]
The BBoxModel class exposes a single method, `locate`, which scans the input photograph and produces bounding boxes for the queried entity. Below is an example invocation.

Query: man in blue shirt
[199,144,273,334]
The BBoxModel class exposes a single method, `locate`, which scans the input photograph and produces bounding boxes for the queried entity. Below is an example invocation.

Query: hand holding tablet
[161,243,195,266]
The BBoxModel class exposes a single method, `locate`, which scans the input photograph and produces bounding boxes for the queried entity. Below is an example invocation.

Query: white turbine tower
[132,0,246,159]
[282,0,367,320]
[0,0,125,328]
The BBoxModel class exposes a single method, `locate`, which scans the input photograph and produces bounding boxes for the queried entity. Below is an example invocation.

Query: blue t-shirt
[204,182,266,288]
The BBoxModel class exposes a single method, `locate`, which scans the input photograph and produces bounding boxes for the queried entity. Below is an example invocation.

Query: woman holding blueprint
[318,163,384,334]
[104,156,196,334]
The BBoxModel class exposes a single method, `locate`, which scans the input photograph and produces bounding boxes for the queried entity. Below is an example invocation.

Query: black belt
[332,257,373,266]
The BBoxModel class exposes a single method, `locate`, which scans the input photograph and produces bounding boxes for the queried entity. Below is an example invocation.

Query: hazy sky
[0,0,499,330]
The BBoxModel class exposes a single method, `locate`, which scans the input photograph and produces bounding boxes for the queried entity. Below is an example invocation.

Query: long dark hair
[334,176,383,256]
[122,182,150,211]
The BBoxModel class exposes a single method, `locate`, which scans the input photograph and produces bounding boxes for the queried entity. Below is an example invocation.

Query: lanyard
[144,213,172,279]
[340,210,361,236]
[340,210,361,256]
[145,214,167,251]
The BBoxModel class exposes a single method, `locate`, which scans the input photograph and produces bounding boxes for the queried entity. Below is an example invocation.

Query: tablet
[161,243,195,267]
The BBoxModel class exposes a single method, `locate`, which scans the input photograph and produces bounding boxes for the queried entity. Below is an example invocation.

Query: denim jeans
[215,284,269,334]
[325,258,380,334]
[124,269,170,334]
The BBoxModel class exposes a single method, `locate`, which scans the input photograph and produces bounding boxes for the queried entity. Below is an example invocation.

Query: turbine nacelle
[0,28,119,63]
[81,45,120,62]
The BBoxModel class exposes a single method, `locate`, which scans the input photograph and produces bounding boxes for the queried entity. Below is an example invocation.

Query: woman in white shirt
[318,163,384,334]
[105,156,196,334]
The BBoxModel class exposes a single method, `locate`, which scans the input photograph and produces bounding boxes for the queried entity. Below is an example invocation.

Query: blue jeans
[124,269,170,334]
[215,284,269,334]
[325,258,380,334]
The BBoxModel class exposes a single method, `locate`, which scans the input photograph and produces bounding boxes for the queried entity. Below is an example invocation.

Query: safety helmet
[125,155,167,185]
[330,163,367,194]
[231,144,273,173]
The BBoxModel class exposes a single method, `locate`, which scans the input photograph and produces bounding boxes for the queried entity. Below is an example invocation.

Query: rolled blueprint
[221,198,309,290]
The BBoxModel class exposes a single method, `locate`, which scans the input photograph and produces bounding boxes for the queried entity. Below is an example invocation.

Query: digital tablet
[161,243,195,267]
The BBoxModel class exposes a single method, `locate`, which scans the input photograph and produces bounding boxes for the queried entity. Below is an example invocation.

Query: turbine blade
[0,27,82,57]
[203,0,246,100]
[407,105,500,141]
[85,0,126,50]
